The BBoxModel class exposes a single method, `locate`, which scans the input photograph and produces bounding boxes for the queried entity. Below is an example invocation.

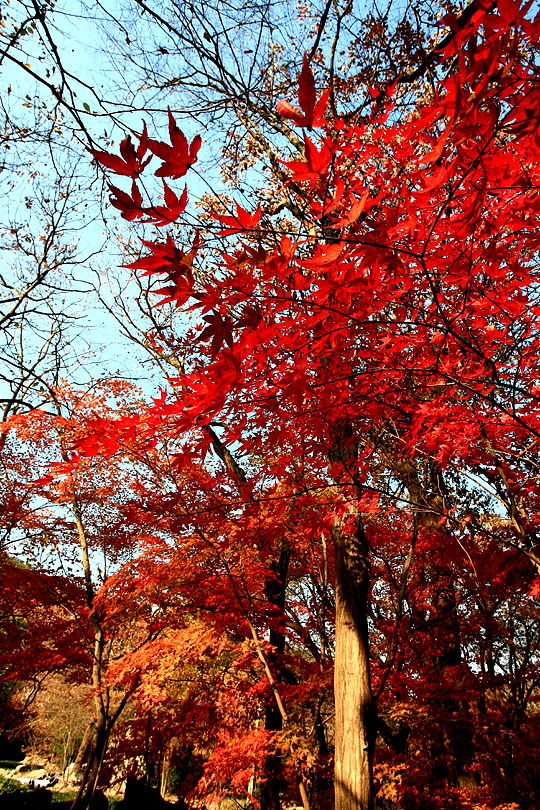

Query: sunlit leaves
[276,53,330,129]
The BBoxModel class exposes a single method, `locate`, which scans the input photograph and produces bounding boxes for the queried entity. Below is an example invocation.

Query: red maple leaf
[153,274,194,308]
[108,180,144,221]
[199,311,235,355]
[148,108,202,179]
[211,202,262,236]
[528,579,540,600]
[125,233,197,278]
[124,233,198,308]
[90,130,152,178]
[276,53,330,128]
[282,134,333,184]
[143,182,188,226]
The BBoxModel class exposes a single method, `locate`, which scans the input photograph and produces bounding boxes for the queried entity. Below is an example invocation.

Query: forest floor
[0,761,122,806]
[0,761,300,808]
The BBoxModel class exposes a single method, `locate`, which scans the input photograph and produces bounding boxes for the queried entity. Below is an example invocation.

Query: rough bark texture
[332,514,375,810]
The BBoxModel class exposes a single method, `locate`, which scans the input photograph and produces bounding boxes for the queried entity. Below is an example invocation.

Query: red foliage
[12,2,540,807]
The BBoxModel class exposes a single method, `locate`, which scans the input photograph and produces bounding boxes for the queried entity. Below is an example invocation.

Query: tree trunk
[70,715,109,810]
[69,490,112,810]
[259,702,282,810]
[160,739,173,798]
[70,721,96,778]
[332,513,375,810]
[260,536,290,810]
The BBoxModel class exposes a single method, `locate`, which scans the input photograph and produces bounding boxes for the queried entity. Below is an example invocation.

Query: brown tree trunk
[332,513,375,810]
[260,536,290,810]
[160,739,173,798]
[259,702,283,810]
[70,490,111,810]
[70,715,109,810]
[70,720,96,778]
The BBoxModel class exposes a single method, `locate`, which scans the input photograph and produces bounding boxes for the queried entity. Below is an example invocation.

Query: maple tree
[0,379,317,807]
[0,381,180,808]
[0,0,484,416]
[78,1,540,809]
[2,1,540,810]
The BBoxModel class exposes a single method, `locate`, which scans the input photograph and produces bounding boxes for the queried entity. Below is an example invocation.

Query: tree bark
[70,714,109,810]
[260,536,290,810]
[70,720,96,778]
[69,490,111,810]
[332,513,375,810]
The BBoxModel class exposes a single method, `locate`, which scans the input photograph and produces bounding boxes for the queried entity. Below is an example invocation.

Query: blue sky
[0,0,367,409]
[0,0,226,404]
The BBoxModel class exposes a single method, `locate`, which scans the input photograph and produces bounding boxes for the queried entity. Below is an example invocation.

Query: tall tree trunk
[70,490,111,810]
[260,536,290,810]
[70,720,96,780]
[259,703,283,810]
[160,739,173,798]
[71,716,110,810]
[332,513,375,810]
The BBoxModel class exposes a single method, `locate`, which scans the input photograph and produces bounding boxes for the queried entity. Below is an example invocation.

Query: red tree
[80,1,540,807]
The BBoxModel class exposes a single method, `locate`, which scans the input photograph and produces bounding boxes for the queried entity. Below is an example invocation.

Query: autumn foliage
[2,1,540,809]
